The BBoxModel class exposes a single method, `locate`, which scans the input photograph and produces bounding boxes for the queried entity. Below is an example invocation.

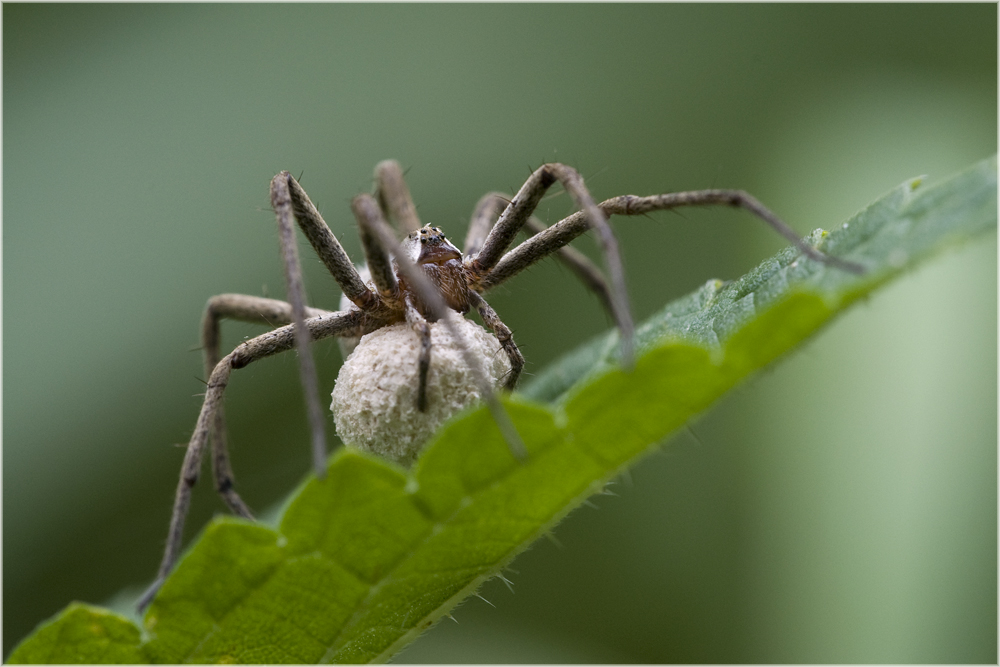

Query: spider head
[402,225,462,265]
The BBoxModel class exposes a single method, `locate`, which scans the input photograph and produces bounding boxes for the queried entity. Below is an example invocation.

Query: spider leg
[354,208,528,461]
[138,309,368,613]
[466,164,634,367]
[271,174,337,478]
[467,291,524,391]
[521,217,616,318]
[375,159,422,234]
[202,294,333,518]
[485,190,866,293]
[279,173,379,310]
[351,194,399,298]
[464,192,509,257]
[466,192,615,318]
[403,295,433,411]
[273,172,397,478]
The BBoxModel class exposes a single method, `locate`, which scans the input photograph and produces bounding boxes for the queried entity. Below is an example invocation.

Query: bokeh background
[4,4,996,662]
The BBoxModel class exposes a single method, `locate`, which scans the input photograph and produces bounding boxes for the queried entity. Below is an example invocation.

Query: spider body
[397,226,474,319]
[138,159,862,612]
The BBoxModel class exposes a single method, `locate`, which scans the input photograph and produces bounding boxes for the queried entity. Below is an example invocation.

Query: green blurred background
[4,4,996,662]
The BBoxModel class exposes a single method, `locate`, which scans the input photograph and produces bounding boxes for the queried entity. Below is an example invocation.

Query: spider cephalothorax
[138,159,862,611]
[397,225,474,319]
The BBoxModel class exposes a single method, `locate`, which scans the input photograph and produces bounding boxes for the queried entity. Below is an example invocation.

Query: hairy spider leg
[333,163,415,359]
[466,192,616,320]
[402,293,433,411]
[466,163,635,367]
[351,193,399,298]
[202,294,332,520]
[272,175,345,479]
[281,174,376,309]
[467,291,524,390]
[482,189,866,297]
[464,192,508,257]
[137,309,367,613]
[520,216,617,318]
[375,159,422,234]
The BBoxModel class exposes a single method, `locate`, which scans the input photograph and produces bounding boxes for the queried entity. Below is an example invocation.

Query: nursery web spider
[137,160,863,611]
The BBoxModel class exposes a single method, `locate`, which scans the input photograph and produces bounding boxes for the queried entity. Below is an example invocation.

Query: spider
[137,160,862,612]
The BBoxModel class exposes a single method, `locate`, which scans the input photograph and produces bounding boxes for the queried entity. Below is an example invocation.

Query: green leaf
[6,604,146,664]
[10,156,996,664]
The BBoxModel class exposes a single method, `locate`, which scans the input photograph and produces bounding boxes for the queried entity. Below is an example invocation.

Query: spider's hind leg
[140,308,366,613]
[201,294,333,518]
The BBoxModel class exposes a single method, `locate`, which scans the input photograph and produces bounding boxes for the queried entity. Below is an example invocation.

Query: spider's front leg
[271,172,384,477]
[483,189,867,296]
[466,164,635,366]
[466,192,617,320]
